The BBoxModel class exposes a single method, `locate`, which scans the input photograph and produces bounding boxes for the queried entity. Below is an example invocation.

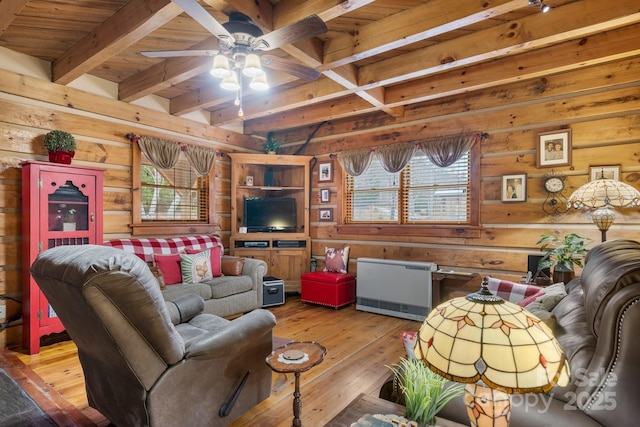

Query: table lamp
[414,279,570,427]
[567,174,640,242]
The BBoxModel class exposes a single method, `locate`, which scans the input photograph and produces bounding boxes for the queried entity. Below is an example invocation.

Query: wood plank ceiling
[1,0,639,151]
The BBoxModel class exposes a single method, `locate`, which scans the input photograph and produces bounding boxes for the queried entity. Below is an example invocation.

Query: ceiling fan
[141,0,328,83]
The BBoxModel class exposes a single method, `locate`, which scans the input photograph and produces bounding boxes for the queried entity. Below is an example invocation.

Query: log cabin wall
[0,64,252,348]
[304,56,640,291]
[1,54,639,348]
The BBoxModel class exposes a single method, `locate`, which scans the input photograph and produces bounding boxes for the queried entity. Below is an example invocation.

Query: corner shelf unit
[229,153,311,292]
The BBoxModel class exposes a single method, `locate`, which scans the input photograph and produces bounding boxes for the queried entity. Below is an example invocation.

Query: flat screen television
[244,197,297,232]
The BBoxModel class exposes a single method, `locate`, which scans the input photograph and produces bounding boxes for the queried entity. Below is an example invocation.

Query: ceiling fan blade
[172,0,233,41]
[254,15,327,51]
[141,49,219,58]
[262,55,322,81]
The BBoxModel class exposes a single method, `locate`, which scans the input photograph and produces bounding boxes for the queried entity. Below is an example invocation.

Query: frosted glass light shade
[220,73,239,91]
[242,54,264,77]
[250,73,269,91]
[211,55,232,78]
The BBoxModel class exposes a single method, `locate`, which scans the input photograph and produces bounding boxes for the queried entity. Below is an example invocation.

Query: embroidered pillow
[153,253,183,285]
[186,245,222,277]
[323,246,350,273]
[180,249,214,284]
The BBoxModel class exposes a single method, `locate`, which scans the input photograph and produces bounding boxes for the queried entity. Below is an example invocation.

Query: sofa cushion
[153,253,183,285]
[186,246,222,277]
[160,282,213,301]
[485,276,542,303]
[221,256,245,276]
[180,249,214,284]
[206,275,254,299]
[324,246,350,273]
[517,282,567,311]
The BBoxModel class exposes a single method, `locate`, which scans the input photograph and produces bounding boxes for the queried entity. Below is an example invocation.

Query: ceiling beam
[243,23,640,133]
[53,0,183,85]
[0,0,28,35]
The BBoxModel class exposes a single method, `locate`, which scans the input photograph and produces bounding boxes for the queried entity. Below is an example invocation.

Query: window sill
[130,222,220,236]
[335,224,481,238]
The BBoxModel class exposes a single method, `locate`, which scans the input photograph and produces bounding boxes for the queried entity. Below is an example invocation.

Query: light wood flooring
[6,296,420,426]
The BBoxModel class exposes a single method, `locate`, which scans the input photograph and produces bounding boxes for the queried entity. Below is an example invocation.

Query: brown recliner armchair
[30,244,276,427]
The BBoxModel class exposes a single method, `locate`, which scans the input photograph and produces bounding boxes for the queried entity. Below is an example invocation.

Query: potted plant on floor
[44,130,76,164]
[537,232,591,283]
[388,358,464,427]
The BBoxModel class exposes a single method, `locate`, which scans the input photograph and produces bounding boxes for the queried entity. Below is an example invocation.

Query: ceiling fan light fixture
[243,54,264,77]
[250,73,269,91]
[220,72,239,91]
[211,55,232,78]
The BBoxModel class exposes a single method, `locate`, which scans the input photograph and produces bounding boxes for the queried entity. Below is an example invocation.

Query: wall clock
[542,171,568,216]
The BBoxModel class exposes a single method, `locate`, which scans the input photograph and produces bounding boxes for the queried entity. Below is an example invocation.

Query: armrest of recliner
[165,294,205,325]
[184,309,276,360]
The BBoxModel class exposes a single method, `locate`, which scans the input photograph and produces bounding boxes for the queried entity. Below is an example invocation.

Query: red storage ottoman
[301,272,356,309]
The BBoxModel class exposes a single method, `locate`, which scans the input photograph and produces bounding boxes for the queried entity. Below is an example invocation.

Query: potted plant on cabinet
[44,130,76,164]
[537,233,591,283]
[263,132,280,154]
[388,358,464,427]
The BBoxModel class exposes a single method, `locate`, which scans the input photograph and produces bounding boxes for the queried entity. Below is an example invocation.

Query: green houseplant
[44,130,76,164]
[263,132,280,154]
[388,358,464,426]
[537,233,591,283]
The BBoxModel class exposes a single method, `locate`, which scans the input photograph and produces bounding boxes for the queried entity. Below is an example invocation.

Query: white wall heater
[356,258,438,321]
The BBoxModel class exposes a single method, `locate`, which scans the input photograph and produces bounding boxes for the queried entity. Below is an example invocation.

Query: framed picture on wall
[320,188,330,203]
[537,129,572,168]
[319,208,333,221]
[502,174,527,202]
[318,161,333,182]
[590,165,620,181]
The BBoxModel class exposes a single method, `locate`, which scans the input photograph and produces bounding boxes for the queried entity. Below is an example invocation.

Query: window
[140,154,208,221]
[345,148,477,227]
[131,144,217,235]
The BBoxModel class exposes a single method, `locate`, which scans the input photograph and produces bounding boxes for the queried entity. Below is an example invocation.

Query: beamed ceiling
[1,0,639,152]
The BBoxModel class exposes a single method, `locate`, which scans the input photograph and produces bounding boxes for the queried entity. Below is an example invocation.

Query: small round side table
[266,341,327,427]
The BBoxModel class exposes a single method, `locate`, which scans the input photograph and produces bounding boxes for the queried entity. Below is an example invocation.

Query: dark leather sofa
[438,239,640,426]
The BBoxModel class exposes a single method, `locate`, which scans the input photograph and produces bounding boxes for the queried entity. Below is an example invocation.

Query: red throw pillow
[153,253,183,285]
[186,246,222,277]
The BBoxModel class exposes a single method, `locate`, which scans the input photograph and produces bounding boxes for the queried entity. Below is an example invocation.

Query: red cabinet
[22,161,103,354]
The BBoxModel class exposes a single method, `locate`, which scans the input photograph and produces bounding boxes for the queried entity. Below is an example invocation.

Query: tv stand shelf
[229,153,312,293]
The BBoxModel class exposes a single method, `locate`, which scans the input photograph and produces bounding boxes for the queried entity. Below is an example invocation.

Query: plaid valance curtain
[137,136,216,177]
[336,133,480,177]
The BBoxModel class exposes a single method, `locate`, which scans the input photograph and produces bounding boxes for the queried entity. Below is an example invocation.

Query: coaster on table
[283,349,305,361]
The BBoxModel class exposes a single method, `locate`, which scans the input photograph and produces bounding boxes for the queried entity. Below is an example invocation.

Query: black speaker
[528,254,550,277]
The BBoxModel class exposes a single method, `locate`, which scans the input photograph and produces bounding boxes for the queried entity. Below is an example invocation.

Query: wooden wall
[306,56,640,290]
[2,55,640,349]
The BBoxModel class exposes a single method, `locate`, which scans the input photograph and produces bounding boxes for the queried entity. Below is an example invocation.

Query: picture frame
[320,188,330,203]
[319,208,333,221]
[318,161,333,183]
[502,174,527,202]
[590,165,620,181]
[537,129,572,168]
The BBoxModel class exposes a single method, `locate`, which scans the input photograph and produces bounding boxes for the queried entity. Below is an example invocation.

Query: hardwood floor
[6,296,420,426]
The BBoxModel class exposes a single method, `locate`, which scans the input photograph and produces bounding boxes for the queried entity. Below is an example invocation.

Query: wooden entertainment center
[229,153,311,293]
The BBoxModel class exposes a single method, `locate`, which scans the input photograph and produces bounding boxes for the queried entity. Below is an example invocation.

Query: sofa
[431,239,640,426]
[104,235,268,318]
[30,244,276,427]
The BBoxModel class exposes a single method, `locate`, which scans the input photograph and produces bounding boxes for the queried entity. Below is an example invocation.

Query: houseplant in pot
[388,358,464,427]
[44,130,76,164]
[537,233,591,283]
[263,132,280,154]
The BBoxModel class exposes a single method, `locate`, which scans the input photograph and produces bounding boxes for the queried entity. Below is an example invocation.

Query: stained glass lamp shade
[414,279,570,426]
